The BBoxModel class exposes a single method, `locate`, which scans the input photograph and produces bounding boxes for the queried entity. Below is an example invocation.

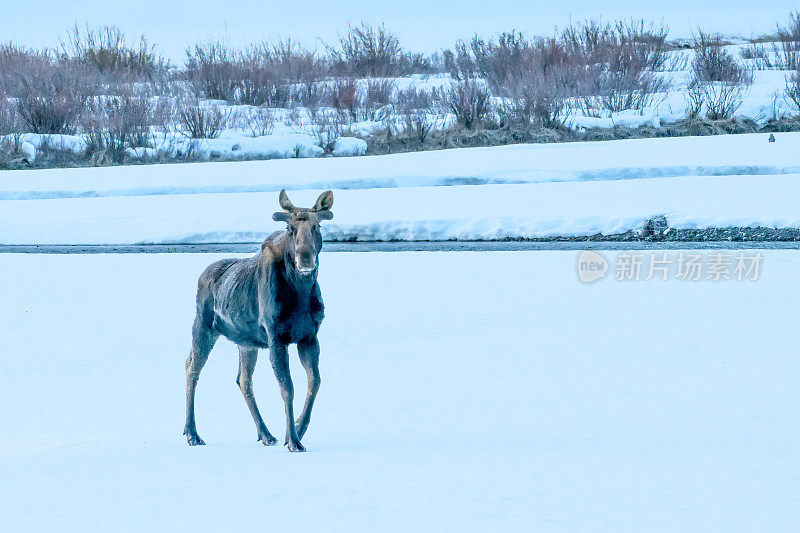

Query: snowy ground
[1,133,798,244]
[2,251,799,531]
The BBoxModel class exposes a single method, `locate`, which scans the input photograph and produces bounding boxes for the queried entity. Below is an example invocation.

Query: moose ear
[312,190,334,212]
[278,189,294,211]
[316,210,333,221]
[273,211,292,222]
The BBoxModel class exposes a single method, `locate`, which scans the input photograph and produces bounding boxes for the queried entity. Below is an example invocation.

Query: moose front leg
[295,337,321,441]
[269,342,305,452]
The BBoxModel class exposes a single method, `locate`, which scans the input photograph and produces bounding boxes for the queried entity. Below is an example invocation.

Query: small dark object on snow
[183,189,334,452]
[7,157,30,169]
[641,215,669,241]
[769,134,776,142]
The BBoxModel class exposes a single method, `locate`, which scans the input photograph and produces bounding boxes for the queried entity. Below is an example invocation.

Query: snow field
[1,251,799,531]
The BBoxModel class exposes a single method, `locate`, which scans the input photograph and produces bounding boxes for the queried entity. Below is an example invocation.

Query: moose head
[272,189,334,275]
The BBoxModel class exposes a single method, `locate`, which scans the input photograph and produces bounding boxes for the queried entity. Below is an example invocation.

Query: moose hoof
[258,434,278,446]
[285,438,306,452]
[185,433,206,446]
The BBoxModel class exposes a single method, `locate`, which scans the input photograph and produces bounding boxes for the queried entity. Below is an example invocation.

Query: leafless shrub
[0,133,26,168]
[235,42,327,106]
[327,77,360,121]
[150,96,175,137]
[15,61,90,134]
[0,44,55,96]
[786,69,800,113]
[688,31,753,119]
[0,93,22,134]
[443,41,478,80]
[446,78,490,129]
[392,87,442,141]
[775,11,800,70]
[662,52,689,72]
[397,52,442,75]
[692,31,750,83]
[362,78,395,120]
[260,38,328,106]
[365,78,394,106]
[291,81,323,112]
[245,106,275,137]
[740,43,774,70]
[170,139,203,161]
[561,20,615,65]
[60,24,170,83]
[178,100,234,138]
[456,34,574,126]
[702,83,752,119]
[82,94,156,163]
[686,85,705,119]
[614,19,671,71]
[0,100,24,163]
[450,25,669,121]
[564,21,671,114]
[185,39,326,106]
[561,19,669,68]
[396,87,437,113]
[271,38,328,81]
[235,46,281,106]
[501,71,572,127]
[310,112,346,153]
[579,65,670,115]
[329,22,404,77]
[402,109,438,142]
[184,41,239,101]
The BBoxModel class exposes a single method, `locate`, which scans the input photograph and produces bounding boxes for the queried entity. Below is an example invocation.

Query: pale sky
[2,1,799,62]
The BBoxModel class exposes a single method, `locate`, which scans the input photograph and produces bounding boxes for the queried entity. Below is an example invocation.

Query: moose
[183,189,334,451]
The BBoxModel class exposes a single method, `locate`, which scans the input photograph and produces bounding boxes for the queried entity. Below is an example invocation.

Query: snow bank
[0,133,87,155]
[19,141,36,162]
[332,137,367,157]
[1,132,798,201]
[195,132,324,160]
[2,174,799,244]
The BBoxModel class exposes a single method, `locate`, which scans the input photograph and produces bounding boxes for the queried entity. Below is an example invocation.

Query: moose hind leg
[237,346,278,446]
[295,337,321,441]
[270,343,305,452]
[184,319,218,445]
